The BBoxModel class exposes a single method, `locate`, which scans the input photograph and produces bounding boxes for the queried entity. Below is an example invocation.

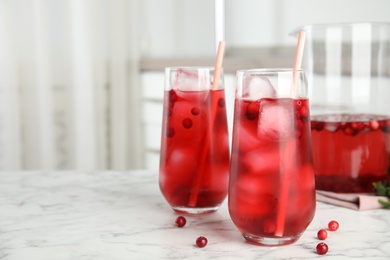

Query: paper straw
[291,31,306,98]
[188,41,225,207]
[212,41,226,90]
[274,138,297,237]
[275,31,306,237]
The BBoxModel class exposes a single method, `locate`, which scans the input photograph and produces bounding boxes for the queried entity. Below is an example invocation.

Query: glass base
[172,205,220,215]
[242,233,301,246]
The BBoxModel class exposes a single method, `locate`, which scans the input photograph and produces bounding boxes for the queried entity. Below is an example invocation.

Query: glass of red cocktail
[159,67,230,214]
[228,69,315,246]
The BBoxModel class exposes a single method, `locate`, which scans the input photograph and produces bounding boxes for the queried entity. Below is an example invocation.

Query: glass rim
[296,21,390,28]
[165,66,219,71]
[236,68,305,74]
[290,22,390,36]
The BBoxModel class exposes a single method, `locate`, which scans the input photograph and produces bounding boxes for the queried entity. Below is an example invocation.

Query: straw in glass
[188,41,226,207]
[274,31,306,237]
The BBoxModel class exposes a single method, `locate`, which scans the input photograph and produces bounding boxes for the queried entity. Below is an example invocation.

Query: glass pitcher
[291,23,390,193]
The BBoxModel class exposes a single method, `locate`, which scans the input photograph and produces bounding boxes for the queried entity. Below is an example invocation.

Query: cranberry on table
[195,236,208,248]
[317,229,328,240]
[316,242,329,255]
[175,216,186,228]
[328,220,339,231]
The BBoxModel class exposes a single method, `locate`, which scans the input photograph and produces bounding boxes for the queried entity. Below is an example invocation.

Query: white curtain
[0,0,143,170]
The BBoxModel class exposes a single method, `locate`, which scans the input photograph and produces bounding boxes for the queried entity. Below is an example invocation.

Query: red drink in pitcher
[159,88,230,214]
[311,114,390,193]
[229,97,315,244]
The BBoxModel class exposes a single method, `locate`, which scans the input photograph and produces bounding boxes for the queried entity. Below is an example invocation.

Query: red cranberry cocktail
[159,67,230,214]
[229,69,315,246]
[311,114,390,192]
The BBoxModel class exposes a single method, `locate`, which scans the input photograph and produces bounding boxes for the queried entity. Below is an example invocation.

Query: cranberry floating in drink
[159,66,230,214]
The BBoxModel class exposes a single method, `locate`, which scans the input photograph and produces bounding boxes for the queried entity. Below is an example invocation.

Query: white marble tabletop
[0,170,389,260]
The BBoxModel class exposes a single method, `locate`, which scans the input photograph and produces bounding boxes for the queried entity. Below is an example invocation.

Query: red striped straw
[188,41,226,207]
[291,31,306,98]
[275,31,306,237]
[212,41,226,90]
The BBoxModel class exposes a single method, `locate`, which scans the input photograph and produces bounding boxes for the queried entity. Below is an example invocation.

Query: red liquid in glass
[229,97,315,242]
[159,89,230,212]
[311,114,390,193]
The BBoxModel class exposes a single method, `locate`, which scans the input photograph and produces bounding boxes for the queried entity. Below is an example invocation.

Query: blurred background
[0,0,389,171]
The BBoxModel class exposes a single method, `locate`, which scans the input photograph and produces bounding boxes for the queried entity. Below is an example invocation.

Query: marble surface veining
[0,170,389,260]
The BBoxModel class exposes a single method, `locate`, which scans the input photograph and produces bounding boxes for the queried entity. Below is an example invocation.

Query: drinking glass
[291,23,390,193]
[228,69,315,246]
[159,67,230,214]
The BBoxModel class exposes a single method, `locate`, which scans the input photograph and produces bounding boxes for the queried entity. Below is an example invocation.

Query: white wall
[139,0,390,57]
[139,0,215,57]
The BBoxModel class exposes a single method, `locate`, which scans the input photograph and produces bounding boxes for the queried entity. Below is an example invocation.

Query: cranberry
[191,107,200,116]
[317,229,328,240]
[295,119,303,137]
[295,118,303,130]
[381,120,390,133]
[246,101,259,120]
[175,216,186,228]
[343,126,357,136]
[218,98,225,108]
[369,120,379,130]
[295,129,302,138]
[295,110,301,119]
[166,127,175,138]
[195,236,208,248]
[300,105,309,119]
[339,122,348,130]
[182,118,193,129]
[169,90,178,102]
[356,122,365,131]
[312,121,324,131]
[316,242,329,255]
[328,220,339,231]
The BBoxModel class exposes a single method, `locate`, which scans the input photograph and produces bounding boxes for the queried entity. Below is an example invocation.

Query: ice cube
[241,146,281,175]
[234,175,277,216]
[257,99,294,141]
[173,68,209,91]
[243,76,276,100]
[161,148,197,189]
